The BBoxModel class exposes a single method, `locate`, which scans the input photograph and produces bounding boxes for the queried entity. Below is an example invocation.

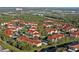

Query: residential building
[48,34,64,42]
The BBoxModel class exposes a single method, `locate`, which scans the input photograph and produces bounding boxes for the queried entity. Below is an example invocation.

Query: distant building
[37,13,44,16]
[16,8,23,11]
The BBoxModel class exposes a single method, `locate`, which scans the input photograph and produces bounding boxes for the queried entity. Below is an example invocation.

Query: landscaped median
[0,39,26,52]
[0,39,37,52]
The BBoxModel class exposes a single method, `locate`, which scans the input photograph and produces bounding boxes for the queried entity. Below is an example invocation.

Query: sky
[0,0,79,7]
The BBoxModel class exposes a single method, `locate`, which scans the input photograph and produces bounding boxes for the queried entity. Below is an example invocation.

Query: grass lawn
[0,39,22,52]
[0,37,79,52]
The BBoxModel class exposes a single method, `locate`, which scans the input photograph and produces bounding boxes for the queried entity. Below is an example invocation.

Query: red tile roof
[28,30,40,35]
[11,19,20,22]
[19,21,24,24]
[31,26,37,29]
[72,31,79,36]
[33,31,40,35]
[62,24,73,30]
[4,29,14,37]
[58,22,65,25]
[5,22,13,26]
[46,28,56,32]
[7,24,15,28]
[17,36,41,46]
[18,36,29,42]
[43,24,52,27]
[48,34,64,40]
[19,21,38,26]
[44,20,54,23]
[16,26,23,29]
[28,30,35,34]
[28,22,37,25]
